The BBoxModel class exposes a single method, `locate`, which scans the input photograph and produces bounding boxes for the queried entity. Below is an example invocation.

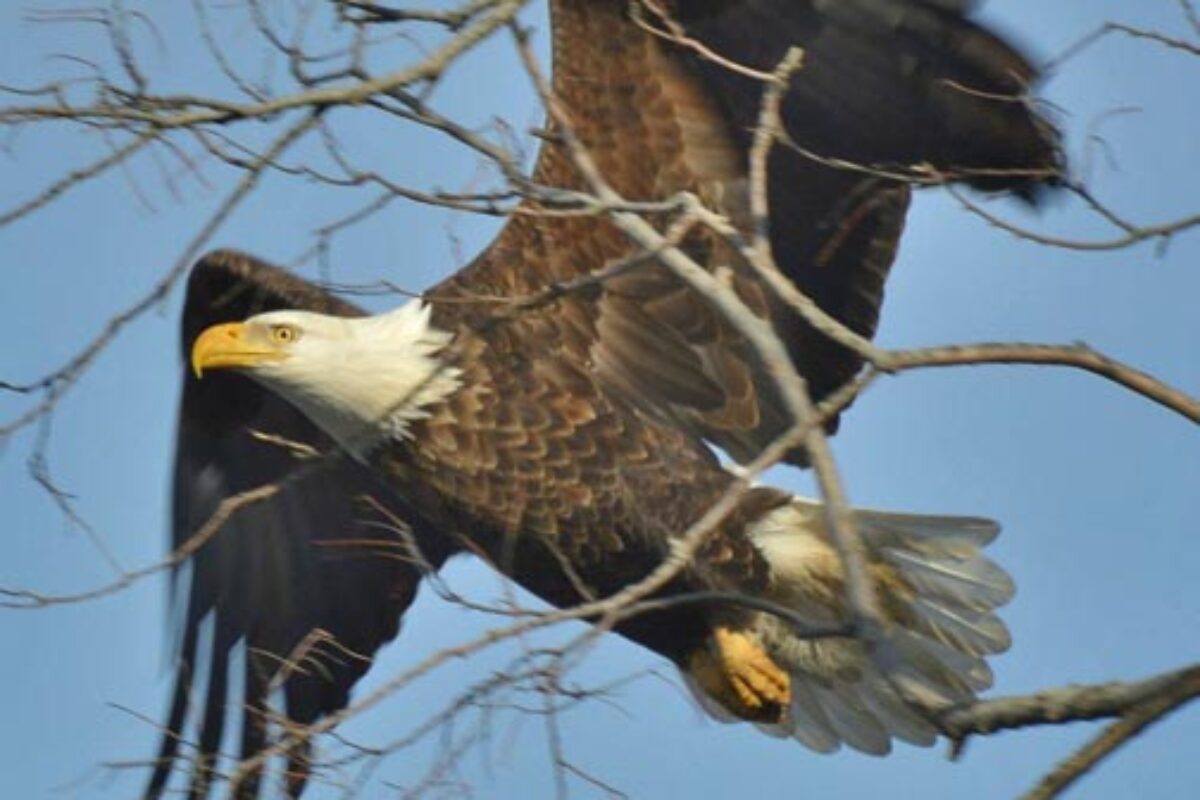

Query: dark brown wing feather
[433,0,1061,463]
[149,251,455,799]
[673,0,1060,194]
[671,0,1061,408]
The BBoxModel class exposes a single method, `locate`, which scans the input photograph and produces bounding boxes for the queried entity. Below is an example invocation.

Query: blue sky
[1,1,1198,797]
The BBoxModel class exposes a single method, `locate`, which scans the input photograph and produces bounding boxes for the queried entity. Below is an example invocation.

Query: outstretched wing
[433,0,1061,463]
[149,251,455,798]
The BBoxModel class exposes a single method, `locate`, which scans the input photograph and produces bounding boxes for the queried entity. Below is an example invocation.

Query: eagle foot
[689,626,791,724]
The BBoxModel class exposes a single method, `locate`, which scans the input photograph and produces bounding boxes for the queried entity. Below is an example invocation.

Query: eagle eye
[269,324,300,345]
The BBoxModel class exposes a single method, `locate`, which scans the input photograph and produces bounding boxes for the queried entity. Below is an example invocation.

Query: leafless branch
[1,112,319,444]
[934,663,1200,799]
[0,484,278,609]
[1046,20,1200,72]
[3,3,1198,797]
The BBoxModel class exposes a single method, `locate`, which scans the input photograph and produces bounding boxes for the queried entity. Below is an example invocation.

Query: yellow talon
[688,626,790,722]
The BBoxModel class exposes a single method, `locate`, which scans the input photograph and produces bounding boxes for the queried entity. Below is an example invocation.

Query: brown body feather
[385,325,787,659]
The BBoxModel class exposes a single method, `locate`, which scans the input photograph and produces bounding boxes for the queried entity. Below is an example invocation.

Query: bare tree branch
[2,3,1198,796]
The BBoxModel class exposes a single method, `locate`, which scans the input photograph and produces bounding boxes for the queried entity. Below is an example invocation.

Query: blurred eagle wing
[432,0,1060,463]
[149,251,455,798]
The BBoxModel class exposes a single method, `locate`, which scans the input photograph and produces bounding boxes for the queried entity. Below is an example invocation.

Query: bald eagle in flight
[149,0,1061,796]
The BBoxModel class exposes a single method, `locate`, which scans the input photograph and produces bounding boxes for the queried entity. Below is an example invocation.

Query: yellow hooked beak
[190,322,286,378]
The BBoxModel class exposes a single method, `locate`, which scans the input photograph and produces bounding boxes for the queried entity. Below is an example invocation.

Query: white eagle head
[190,299,462,458]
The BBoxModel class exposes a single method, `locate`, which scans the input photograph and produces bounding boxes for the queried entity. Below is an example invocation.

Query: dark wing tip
[675,0,1067,200]
[892,0,1068,200]
[156,252,444,796]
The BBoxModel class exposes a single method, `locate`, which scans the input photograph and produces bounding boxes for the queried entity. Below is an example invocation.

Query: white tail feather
[697,499,1017,755]
[782,680,842,752]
